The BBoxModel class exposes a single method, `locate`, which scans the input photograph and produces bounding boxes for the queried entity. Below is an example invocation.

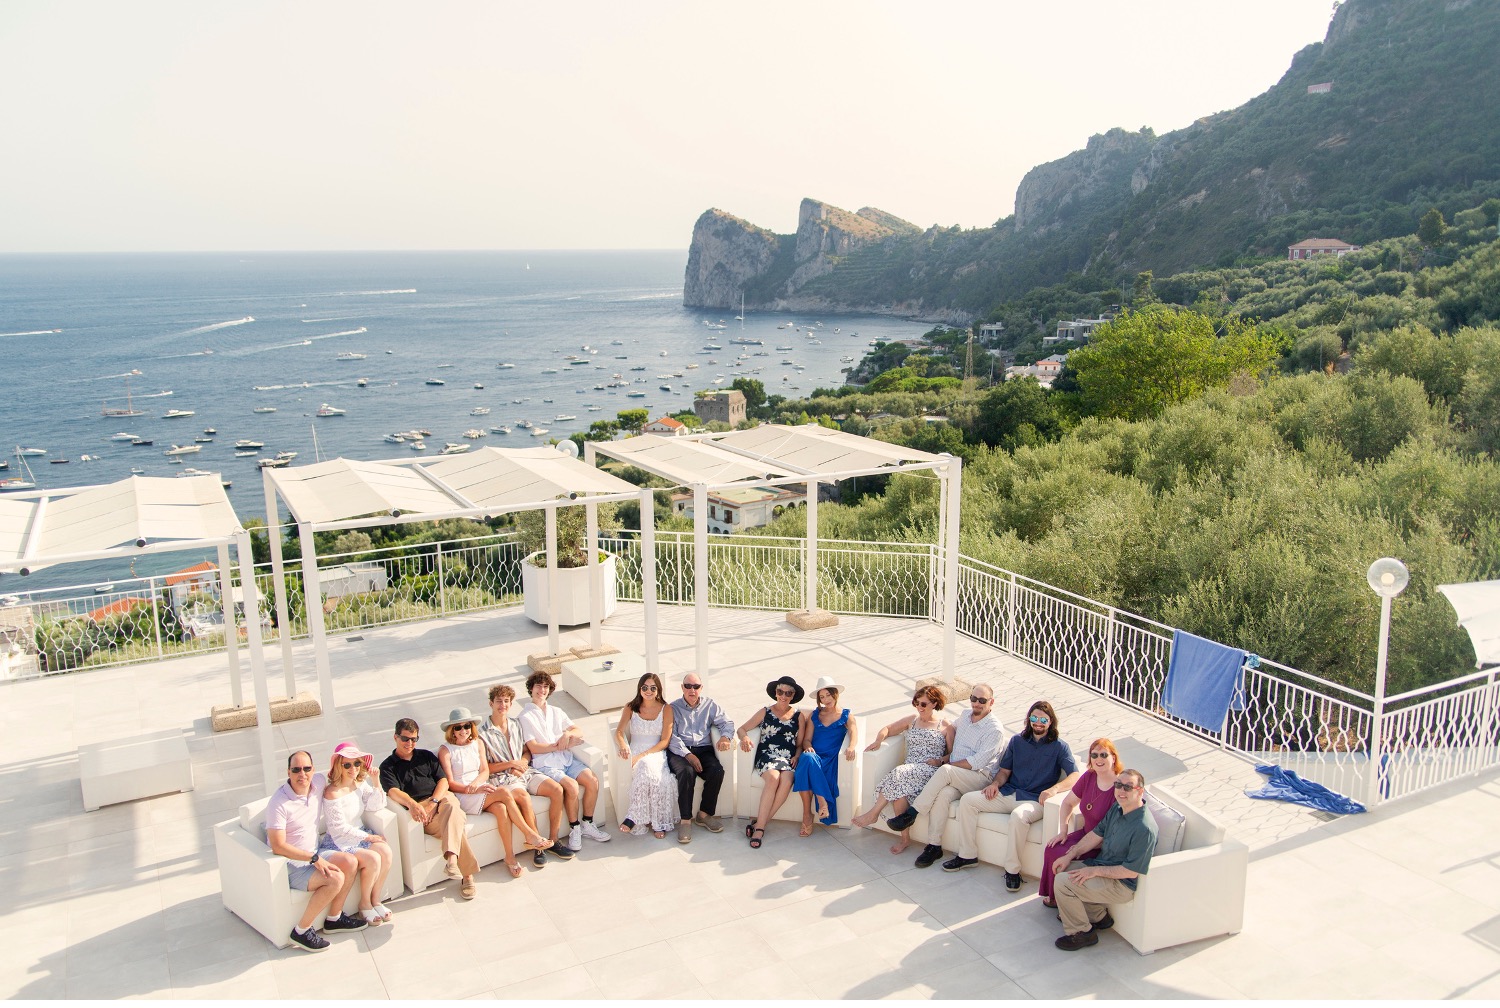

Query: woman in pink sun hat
[322,741,395,925]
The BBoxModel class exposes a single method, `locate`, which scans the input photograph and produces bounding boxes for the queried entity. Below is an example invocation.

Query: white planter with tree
[515,502,620,626]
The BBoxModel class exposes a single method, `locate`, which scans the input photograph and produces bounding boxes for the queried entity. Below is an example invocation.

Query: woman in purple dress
[1039,737,1122,907]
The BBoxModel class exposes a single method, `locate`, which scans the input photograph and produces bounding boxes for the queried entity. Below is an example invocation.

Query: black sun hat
[765,675,805,704]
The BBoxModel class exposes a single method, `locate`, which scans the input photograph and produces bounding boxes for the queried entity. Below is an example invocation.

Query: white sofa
[607,719,735,825]
[734,715,864,829]
[392,743,604,892]
[213,795,402,949]
[857,735,1247,954]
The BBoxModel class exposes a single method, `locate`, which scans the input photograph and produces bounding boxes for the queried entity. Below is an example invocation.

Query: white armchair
[734,715,863,828]
[213,795,401,949]
[392,743,605,893]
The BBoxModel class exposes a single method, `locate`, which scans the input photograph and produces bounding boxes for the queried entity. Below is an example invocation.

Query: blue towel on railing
[1246,764,1366,814]
[1161,630,1247,731]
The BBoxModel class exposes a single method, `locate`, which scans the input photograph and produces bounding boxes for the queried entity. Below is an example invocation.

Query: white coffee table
[79,729,194,812]
[559,652,645,713]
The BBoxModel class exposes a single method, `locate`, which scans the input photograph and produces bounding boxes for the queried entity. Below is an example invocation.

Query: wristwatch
[308,850,321,866]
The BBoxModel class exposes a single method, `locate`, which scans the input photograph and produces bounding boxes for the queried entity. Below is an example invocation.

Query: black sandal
[745,822,755,839]
[749,827,765,849]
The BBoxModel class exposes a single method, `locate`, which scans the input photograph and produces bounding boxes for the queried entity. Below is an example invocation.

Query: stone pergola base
[210,692,321,733]
[787,608,840,631]
[914,674,972,707]
[528,642,621,674]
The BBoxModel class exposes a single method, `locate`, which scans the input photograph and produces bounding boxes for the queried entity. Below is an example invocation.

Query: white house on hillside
[642,416,688,437]
[671,484,807,535]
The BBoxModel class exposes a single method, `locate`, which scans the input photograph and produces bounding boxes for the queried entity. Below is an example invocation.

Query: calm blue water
[0,251,927,590]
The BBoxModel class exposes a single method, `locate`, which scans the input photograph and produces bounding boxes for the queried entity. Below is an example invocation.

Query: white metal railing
[3,530,1494,806]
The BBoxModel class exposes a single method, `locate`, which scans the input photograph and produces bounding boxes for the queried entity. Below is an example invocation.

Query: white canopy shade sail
[591,434,791,487]
[425,446,639,508]
[268,458,461,526]
[715,423,946,474]
[1438,580,1500,667]
[0,475,241,571]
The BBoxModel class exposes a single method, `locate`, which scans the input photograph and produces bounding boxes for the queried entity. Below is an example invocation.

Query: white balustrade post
[804,479,819,612]
[216,543,243,708]
[435,544,447,615]
[545,503,560,657]
[693,484,709,679]
[262,471,297,699]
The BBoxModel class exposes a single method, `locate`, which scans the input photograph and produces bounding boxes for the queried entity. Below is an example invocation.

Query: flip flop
[749,827,765,849]
[361,907,384,926]
[505,860,522,879]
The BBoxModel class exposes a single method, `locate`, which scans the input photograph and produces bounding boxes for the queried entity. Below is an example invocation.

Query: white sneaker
[567,823,582,850]
[580,820,612,843]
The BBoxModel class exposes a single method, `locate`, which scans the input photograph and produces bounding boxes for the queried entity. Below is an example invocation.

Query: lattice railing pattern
[1380,677,1500,802]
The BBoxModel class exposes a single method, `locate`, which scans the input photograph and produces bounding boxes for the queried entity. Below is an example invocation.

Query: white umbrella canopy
[1438,580,1500,667]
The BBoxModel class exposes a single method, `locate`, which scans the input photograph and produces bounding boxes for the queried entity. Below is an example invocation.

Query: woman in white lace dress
[613,673,678,837]
[437,707,526,878]
[321,741,394,925]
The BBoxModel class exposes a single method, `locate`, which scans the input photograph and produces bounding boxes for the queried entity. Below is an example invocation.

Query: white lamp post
[1366,557,1409,805]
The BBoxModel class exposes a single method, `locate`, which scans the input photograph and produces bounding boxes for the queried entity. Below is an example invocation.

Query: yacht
[490,425,512,435]
[257,456,290,468]
[130,438,154,446]
[335,352,367,361]
[109,432,138,442]
[315,403,346,416]
[252,406,277,413]
[554,414,577,422]
[462,429,484,439]
[439,442,469,455]
[16,447,46,457]
[274,451,297,461]
[163,409,195,419]
[529,427,550,437]
[424,378,446,386]
[235,450,257,458]
[470,407,491,416]
[498,363,515,369]
[409,441,426,451]
[383,433,405,444]
[627,391,647,398]
[357,377,369,387]
[234,439,264,449]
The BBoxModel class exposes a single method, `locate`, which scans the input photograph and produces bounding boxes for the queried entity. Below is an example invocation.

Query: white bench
[79,729,194,812]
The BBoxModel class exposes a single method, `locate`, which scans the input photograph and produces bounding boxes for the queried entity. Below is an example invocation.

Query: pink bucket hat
[331,741,374,772]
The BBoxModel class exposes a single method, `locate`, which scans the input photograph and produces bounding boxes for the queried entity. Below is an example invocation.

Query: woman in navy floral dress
[737,675,804,848]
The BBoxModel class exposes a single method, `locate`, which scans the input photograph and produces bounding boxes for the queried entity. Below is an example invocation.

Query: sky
[0,1,1338,253]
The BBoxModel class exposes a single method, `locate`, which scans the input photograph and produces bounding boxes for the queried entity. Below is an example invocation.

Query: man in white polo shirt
[263,749,366,951]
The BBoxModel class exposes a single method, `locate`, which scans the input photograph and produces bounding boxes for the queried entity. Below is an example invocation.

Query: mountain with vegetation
[684,0,1500,321]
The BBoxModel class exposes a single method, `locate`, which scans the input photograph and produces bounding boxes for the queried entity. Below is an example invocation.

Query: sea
[0,250,929,591]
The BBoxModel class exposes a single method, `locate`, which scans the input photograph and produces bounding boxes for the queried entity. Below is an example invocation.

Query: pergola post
[262,472,296,699]
[545,502,560,657]
[639,488,659,677]
[237,528,278,794]
[693,482,709,678]
[586,500,602,650]
[804,479,820,612]
[215,542,243,707]
[942,457,963,685]
[297,521,337,730]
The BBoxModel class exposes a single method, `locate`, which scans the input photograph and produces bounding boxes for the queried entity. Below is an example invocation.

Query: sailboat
[102,375,144,417]
[0,450,38,492]
[736,292,745,326]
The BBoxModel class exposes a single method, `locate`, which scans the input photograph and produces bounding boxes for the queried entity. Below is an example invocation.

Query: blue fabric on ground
[1246,764,1366,814]
[1162,630,1247,731]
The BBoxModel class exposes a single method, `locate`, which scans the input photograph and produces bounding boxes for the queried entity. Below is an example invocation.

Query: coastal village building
[1047,316,1114,346]
[670,484,807,535]
[1005,353,1069,389]
[692,389,746,427]
[978,322,1005,341]
[1288,237,1361,260]
[641,416,688,437]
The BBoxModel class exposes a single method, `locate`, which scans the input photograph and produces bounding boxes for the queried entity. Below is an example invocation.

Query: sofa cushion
[1143,790,1186,856]
[239,797,269,837]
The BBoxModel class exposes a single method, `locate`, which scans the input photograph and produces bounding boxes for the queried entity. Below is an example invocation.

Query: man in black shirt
[379,717,480,899]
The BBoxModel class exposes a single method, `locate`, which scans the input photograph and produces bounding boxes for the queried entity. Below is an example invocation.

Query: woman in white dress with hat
[322,741,395,925]
[437,706,530,878]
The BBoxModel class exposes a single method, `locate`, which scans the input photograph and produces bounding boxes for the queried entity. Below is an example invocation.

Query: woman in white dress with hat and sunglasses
[321,741,395,925]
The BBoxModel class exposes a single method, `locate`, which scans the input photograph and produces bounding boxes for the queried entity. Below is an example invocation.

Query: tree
[585,419,620,441]
[971,376,1061,450]
[729,377,765,410]
[616,408,648,434]
[1065,305,1282,421]
[1417,207,1449,247]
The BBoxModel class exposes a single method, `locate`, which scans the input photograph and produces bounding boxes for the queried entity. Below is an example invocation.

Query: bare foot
[815,800,830,821]
[850,811,875,829]
[889,831,911,856]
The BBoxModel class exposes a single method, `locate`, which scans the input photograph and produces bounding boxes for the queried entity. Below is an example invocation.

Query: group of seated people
[264,670,1155,954]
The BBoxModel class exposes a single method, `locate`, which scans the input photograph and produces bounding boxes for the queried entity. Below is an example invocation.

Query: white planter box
[521,551,618,626]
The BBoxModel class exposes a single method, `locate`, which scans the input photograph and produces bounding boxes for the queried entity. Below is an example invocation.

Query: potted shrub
[513,502,620,625]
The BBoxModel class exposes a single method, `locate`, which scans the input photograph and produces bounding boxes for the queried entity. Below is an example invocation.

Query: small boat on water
[129,467,146,474]
[315,403,346,416]
[517,420,533,429]
[470,407,490,416]
[529,428,550,437]
[335,352,367,361]
[253,406,277,413]
[163,409,195,419]
[193,436,214,443]
[498,363,515,369]
[235,439,264,449]
[131,438,154,446]
[275,451,297,461]
[164,444,202,456]
[203,427,216,435]
[490,425,511,434]
[110,432,138,442]
[16,447,46,457]
[357,378,369,387]
[49,458,70,465]
[473,383,484,390]
[462,429,484,439]
[554,414,577,421]
[235,450,257,458]
[425,378,446,386]
[409,441,426,451]
[383,433,405,444]
[257,457,290,469]
[627,391,647,398]
[94,584,114,593]
[440,442,469,455]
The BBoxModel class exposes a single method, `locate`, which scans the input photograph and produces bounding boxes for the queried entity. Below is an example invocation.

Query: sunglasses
[290,765,314,774]
[1112,781,1140,792]
[1029,715,1050,725]
[397,734,418,744]
[641,685,658,692]
[682,684,702,690]
[913,700,932,709]
[775,689,795,697]
[968,696,991,704]
[340,760,362,769]
[453,724,473,733]
[1089,752,1110,760]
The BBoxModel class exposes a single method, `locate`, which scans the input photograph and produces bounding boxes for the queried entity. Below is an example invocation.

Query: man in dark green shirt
[1051,768,1158,950]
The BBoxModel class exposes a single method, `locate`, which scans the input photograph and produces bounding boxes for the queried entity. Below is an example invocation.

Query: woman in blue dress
[792,675,858,835]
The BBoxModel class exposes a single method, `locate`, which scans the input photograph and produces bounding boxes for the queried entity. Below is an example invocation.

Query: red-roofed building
[642,416,688,437]
[1288,237,1361,260]
[164,560,220,608]
[87,597,152,623]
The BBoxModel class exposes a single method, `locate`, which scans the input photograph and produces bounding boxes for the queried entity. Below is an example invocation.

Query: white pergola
[0,476,278,787]
[260,448,646,739]
[589,423,962,681]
